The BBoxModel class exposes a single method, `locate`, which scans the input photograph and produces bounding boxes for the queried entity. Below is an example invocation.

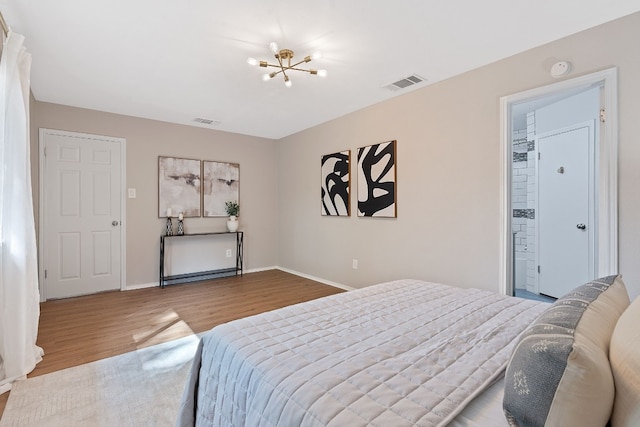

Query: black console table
[159,231,243,288]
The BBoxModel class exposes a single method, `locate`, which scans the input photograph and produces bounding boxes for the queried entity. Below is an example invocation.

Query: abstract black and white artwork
[203,161,240,217]
[158,157,201,217]
[357,140,397,217]
[321,150,350,216]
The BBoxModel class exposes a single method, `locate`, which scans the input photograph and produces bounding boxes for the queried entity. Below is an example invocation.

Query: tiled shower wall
[512,111,537,291]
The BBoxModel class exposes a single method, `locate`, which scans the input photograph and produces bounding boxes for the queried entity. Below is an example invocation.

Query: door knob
[112,220,119,226]
[576,223,586,230]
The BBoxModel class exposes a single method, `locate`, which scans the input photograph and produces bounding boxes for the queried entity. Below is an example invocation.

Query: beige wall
[277,12,640,299]
[32,103,279,286]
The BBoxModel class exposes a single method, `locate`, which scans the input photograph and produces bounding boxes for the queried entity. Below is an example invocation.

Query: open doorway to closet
[499,68,619,301]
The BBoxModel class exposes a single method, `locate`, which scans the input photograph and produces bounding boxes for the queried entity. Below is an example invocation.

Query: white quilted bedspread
[177,279,547,427]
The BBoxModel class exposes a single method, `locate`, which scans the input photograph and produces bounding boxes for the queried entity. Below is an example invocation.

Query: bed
[176,275,638,427]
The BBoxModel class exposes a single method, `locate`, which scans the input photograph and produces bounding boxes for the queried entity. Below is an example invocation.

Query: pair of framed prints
[321,140,396,218]
[158,157,239,218]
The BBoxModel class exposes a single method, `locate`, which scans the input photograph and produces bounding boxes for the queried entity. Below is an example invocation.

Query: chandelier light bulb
[247,57,259,66]
[262,73,271,81]
[284,76,292,87]
[269,42,279,54]
[317,69,327,77]
[311,51,322,60]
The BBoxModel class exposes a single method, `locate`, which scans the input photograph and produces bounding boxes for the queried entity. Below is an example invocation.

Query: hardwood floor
[0,269,344,418]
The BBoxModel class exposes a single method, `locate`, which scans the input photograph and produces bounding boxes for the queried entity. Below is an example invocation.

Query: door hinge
[537,265,540,274]
[600,108,606,123]
[45,269,47,279]
[538,152,541,160]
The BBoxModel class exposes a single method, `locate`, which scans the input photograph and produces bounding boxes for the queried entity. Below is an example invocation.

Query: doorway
[499,68,618,299]
[39,129,126,300]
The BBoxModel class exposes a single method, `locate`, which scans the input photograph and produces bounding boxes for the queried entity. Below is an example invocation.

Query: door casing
[499,68,618,296]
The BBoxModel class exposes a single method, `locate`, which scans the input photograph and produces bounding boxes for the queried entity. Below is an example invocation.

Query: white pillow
[610,295,640,427]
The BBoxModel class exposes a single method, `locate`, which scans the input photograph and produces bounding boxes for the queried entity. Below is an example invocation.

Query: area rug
[0,334,200,427]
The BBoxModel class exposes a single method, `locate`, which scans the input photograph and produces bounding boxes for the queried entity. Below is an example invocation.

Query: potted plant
[225,201,240,232]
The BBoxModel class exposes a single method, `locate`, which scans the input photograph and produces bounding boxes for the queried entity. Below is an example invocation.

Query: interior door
[537,121,595,298]
[41,130,123,299]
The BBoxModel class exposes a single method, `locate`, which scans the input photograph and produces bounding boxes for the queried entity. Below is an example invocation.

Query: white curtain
[0,31,43,394]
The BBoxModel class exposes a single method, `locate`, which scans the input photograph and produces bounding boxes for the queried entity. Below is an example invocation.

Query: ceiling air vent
[193,117,221,126]
[383,74,426,91]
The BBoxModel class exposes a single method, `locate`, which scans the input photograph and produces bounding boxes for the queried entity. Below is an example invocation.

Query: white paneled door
[41,129,123,299]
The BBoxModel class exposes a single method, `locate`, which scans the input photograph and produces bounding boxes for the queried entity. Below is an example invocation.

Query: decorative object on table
[165,208,174,236]
[247,41,327,88]
[321,150,350,216]
[225,200,240,232]
[158,156,202,218]
[357,140,397,217]
[203,161,240,217]
[177,212,185,235]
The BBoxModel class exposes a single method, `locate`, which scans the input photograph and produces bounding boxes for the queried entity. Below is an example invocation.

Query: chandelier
[247,42,327,88]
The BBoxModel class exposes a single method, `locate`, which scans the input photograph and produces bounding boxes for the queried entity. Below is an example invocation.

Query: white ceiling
[2,1,639,139]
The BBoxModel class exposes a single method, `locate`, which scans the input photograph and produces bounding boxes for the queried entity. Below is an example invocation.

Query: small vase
[165,217,173,236]
[226,215,239,232]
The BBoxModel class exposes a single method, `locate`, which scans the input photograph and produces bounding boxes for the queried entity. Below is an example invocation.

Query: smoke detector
[550,61,571,78]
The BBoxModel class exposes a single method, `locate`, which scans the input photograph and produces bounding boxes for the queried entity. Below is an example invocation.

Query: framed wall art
[357,140,397,217]
[321,150,350,216]
[158,156,202,217]
[202,160,240,217]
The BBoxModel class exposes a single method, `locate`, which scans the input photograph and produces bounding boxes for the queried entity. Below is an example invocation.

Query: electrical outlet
[352,259,358,269]
[127,188,136,198]
[226,249,232,258]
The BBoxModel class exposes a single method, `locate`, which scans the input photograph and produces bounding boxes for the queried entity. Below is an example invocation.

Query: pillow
[503,274,630,427]
[610,295,640,427]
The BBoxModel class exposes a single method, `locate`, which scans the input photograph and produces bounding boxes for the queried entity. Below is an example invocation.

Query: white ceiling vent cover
[383,74,426,91]
[193,117,221,125]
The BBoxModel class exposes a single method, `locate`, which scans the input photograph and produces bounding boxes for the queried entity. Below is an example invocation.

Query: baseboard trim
[246,266,278,273]
[123,266,354,292]
[124,282,158,291]
[275,267,355,291]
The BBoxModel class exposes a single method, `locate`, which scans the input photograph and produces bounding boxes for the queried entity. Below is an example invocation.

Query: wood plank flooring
[0,269,344,418]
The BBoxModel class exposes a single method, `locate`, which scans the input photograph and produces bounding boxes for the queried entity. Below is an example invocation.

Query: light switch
[128,188,137,198]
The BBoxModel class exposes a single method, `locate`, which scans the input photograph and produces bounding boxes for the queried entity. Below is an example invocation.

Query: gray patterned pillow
[503,275,629,427]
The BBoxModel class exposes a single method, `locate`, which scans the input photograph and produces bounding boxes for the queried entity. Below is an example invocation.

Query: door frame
[498,67,618,296]
[38,128,127,301]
